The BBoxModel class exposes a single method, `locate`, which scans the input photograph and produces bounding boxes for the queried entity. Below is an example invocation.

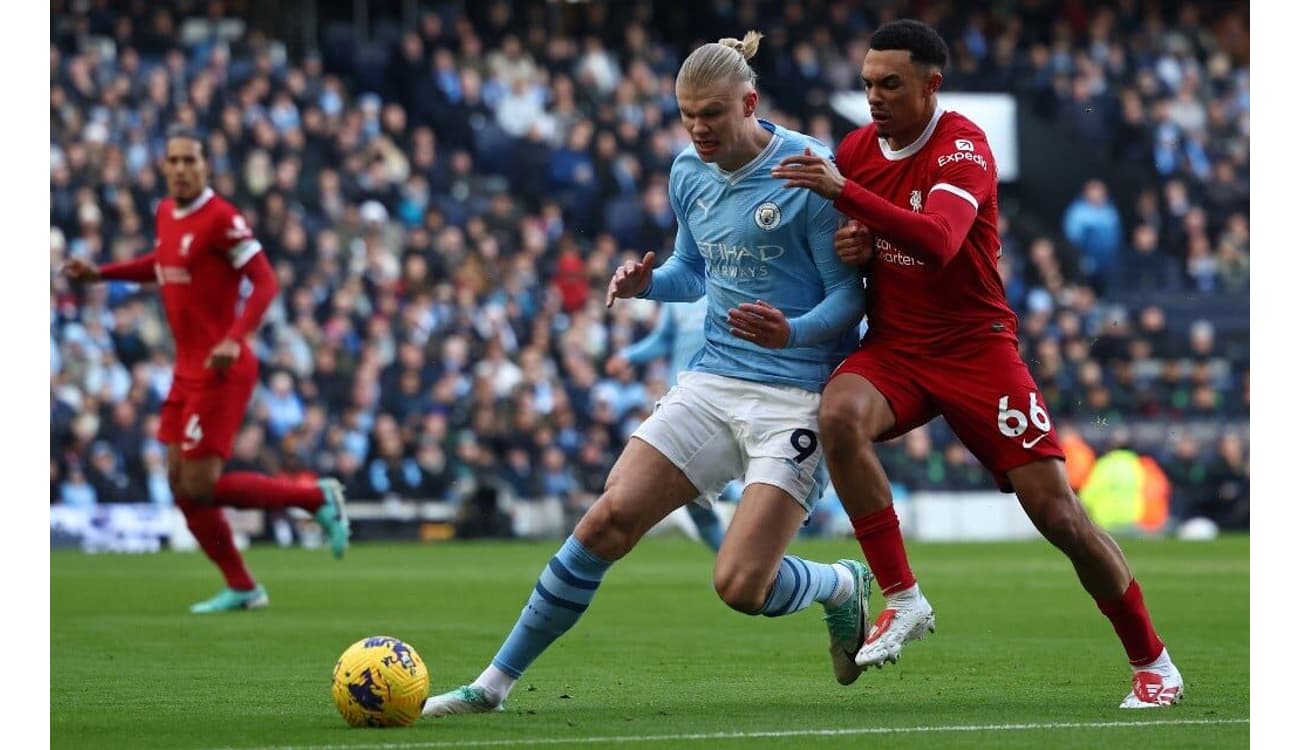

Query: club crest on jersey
[179,233,194,256]
[754,202,781,231]
[909,191,923,212]
[955,139,974,152]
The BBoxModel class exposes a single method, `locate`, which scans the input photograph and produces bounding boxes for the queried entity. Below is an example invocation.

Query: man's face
[860,48,939,141]
[676,80,756,166]
[163,136,207,202]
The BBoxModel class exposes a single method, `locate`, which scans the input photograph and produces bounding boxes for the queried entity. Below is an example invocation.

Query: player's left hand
[771,147,846,200]
[205,338,241,372]
[727,300,791,349]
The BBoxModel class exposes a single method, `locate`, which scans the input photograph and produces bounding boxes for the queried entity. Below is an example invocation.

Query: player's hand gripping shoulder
[834,220,875,265]
[61,258,101,283]
[727,300,791,349]
[771,147,846,201]
[605,251,656,308]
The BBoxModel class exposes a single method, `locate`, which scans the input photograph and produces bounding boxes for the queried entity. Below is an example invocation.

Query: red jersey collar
[878,107,945,161]
[171,187,215,220]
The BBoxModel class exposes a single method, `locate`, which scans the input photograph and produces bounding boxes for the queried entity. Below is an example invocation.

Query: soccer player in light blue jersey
[607,298,729,552]
[423,31,872,719]
[611,298,709,390]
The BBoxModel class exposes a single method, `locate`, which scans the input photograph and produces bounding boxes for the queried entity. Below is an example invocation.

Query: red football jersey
[152,187,262,379]
[835,108,1016,353]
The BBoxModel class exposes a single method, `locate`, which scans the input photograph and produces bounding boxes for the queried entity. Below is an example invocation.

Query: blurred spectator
[1195,432,1249,530]
[455,484,515,539]
[1062,180,1123,293]
[86,441,142,504]
[1122,224,1180,293]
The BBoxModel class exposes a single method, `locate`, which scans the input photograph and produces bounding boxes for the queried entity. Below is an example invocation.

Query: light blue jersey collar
[707,120,783,185]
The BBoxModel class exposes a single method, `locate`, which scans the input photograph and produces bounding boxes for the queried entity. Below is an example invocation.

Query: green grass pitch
[52,535,1248,749]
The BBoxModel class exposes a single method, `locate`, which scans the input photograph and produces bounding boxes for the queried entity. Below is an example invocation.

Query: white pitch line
[214,717,1249,750]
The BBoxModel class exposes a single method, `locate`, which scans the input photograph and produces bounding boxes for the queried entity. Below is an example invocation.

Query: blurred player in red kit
[772,20,1182,708]
[63,127,351,613]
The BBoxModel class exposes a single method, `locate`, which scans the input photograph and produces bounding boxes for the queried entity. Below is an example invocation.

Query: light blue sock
[758,556,842,617]
[686,502,725,553]
[490,535,613,678]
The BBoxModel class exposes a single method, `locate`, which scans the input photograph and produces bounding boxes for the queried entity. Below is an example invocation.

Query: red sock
[213,472,324,512]
[177,498,257,591]
[1096,578,1165,666]
[851,506,917,596]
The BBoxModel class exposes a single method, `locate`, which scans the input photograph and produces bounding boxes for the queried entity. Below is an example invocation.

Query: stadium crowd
[49,0,1248,531]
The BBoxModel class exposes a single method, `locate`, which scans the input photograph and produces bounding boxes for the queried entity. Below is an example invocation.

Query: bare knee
[819,384,887,461]
[712,564,770,614]
[573,472,640,561]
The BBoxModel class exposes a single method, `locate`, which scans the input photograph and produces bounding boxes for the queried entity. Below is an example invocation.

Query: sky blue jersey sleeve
[785,196,865,348]
[640,167,707,302]
[620,304,675,364]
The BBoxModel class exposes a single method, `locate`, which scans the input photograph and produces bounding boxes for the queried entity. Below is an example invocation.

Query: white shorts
[631,371,827,512]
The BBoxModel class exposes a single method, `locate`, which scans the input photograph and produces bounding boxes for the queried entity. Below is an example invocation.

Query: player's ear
[926,70,944,96]
[742,89,758,117]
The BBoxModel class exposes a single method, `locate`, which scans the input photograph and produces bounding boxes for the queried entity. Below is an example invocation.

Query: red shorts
[157,358,257,461]
[831,337,1064,492]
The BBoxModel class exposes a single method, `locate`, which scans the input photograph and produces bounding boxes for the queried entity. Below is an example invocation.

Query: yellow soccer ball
[331,636,430,727]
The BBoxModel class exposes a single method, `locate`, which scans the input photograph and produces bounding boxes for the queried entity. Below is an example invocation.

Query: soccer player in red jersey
[62,127,351,613]
[771,20,1183,708]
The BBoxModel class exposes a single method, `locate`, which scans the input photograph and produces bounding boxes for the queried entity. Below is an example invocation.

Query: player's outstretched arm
[605,251,657,308]
[64,253,158,284]
[771,147,846,200]
[61,258,101,283]
[833,182,976,268]
[774,147,978,269]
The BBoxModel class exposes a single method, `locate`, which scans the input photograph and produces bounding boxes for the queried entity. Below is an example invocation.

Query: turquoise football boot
[422,685,505,718]
[314,478,351,559]
[823,559,873,685]
[189,584,269,614]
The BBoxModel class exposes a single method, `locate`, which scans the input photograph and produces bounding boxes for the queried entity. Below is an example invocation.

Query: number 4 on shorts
[183,414,204,451]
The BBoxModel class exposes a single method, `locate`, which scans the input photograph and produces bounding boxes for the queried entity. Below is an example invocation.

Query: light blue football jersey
[643,120,864,392]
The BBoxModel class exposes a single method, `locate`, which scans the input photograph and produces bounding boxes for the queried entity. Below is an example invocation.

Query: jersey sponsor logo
[696,241,785,278]
[754,201,782,231]
[875,237,925,267]
[909,190,923,212]
[937,150,988,170]
[955,138,974,152]
[179,232,194,257]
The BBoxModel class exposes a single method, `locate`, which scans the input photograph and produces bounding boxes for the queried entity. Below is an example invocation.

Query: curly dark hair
[869,19,949,72]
